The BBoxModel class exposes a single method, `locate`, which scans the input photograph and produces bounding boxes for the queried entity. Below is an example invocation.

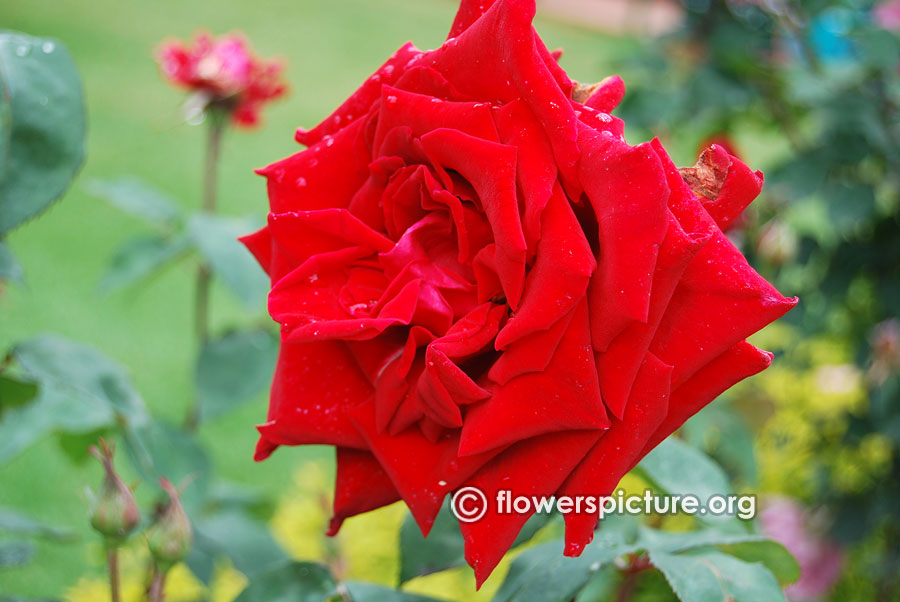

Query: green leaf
[233,561,336,602]
[824,184,876,236]
[398,506,464,583]
[195,328,276,422]
[0,335,147,464]
[100,233,189,292]
[0,507,75,541]
[187,213,267,309]
[718,540,799,586]
[681,405,757,486]
[55,427,111,465]
[636,527,762,554]
[493,522,638,602]
[344,582,446,602]
[399,505,550,584]
[0,32,85,234]
[0,374,38,412]
[122,420,212,510]
[88,177,181,227]
[0,542,33,568]
[636,437,732,520]
[0,241,23,284]
[189,509,286,582]
[649,548,787,602]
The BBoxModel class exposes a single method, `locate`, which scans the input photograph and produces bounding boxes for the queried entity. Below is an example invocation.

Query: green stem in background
[614,572,637,602]
[148,564,168,602]
[106,546,121,602]
[185,108,226,431]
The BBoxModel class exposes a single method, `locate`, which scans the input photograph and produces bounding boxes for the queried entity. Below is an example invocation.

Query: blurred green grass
[0,0,630,596]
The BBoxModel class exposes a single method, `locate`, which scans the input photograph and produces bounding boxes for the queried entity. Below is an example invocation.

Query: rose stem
[106,546,121,602]
[185,109,225,431]
[148,564,168,602]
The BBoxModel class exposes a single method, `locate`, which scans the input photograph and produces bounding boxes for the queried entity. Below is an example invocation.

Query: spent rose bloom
[242,0,796,584]
[156,31,286,126]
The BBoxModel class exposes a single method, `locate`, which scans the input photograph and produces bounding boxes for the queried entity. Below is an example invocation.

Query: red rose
[242,0,795,585]
[156,31,286,126]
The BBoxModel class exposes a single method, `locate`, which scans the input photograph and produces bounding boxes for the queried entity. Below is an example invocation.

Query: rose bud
[241,0,796,585]
[88,439,140,546]
[146,478,193,570]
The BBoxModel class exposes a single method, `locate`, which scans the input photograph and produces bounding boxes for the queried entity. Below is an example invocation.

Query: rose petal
[255,340,372,458]
[488,301,576,384]
[420,128,527,307]
[423,0,580,193]
[495,184,595,349]
[460,300,608,456]
[373,86,498,154]
[639,341,773,457]
[596,212,710,419]
[349,402,503,535]
[583,75,625,113]
[328,447,402,535]
[262,117,370,214]
[648,142,796,386]
[492,99,557,257]
[679,144,764,232]
[559,353,672,556]
[239,226,272,278]
[460,429,601,587]
[579,124,669,351]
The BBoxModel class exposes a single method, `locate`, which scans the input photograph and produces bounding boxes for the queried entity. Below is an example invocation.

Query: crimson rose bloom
[156,31,286,126]
[242,0,795,584]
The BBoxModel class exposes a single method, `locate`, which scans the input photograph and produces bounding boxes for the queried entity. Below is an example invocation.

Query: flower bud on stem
[146,477,193,601]
[88,438,140,602]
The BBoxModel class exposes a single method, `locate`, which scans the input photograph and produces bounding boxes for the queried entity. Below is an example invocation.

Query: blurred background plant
[1,0,898,601]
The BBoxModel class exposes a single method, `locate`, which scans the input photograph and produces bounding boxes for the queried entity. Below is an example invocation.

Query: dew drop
[41,41,55,53]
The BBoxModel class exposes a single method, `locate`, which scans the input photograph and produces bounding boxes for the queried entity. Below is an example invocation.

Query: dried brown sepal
[678,146,731,200]
[571,81,602,104]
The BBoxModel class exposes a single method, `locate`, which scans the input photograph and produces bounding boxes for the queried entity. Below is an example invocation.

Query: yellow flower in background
[749,326,887,498]
[267,461,511,601]
[64,540,244,602]
[209,561,249,602]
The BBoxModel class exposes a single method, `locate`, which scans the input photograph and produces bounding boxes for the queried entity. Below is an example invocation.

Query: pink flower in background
[761,497,845,601]
[874,0,900,31]
[156,31,287,126]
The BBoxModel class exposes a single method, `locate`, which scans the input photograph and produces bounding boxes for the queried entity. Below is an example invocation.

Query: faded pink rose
[156,31,286,126]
